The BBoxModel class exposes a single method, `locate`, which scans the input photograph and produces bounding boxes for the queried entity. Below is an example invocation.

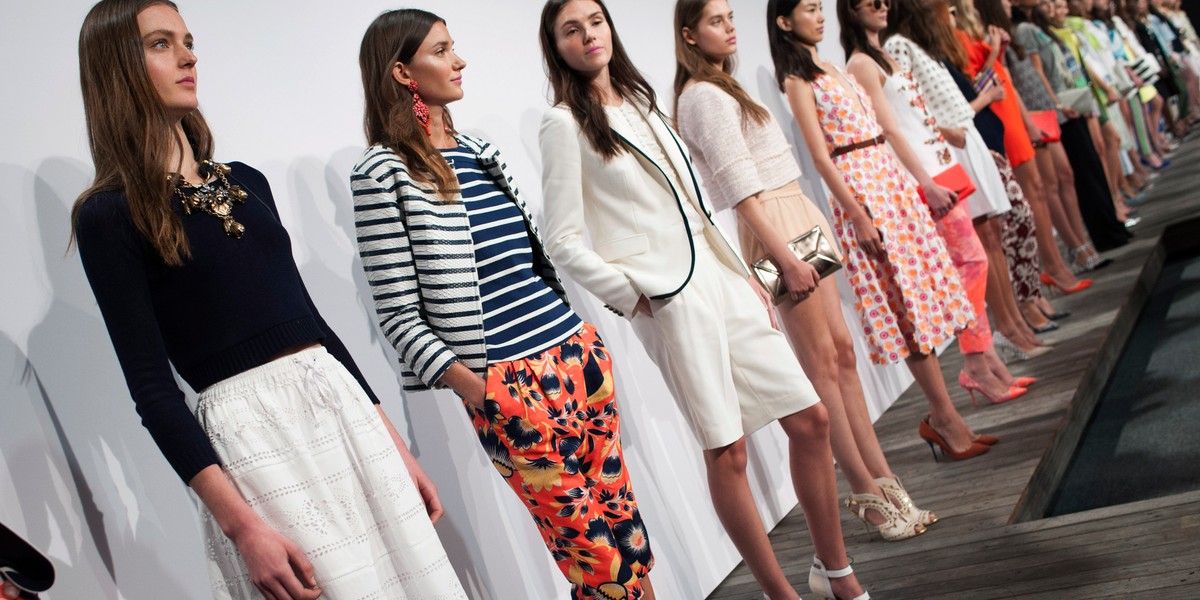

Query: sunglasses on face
[860,0,890,9]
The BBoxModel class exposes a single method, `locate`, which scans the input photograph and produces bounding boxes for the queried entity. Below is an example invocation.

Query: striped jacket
[351,134,569,391]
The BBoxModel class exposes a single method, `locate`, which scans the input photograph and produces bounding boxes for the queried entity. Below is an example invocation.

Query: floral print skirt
[470,322,652,599]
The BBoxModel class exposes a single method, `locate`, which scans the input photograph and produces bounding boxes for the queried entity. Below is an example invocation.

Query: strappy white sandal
[809,556,871,600]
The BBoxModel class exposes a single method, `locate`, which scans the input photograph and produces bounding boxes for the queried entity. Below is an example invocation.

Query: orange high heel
[918,418,990,461]
[1040,272,1093,295]
[975,434,999,445]
[1013,376,1037,387]
[958,371,1028,405]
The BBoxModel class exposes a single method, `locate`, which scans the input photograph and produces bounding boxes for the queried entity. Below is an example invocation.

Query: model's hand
[941,127,967,149]
[781,255,821,303]
[402,453,445,525]
[230,520,321,600]
[747,277,780,330]
[923,184,958,220]
[376,404,448,524]
[983,83,1006,104]
[1027,124,1045,145]
[851,211,886,260]
[1,580,20,600]
[635,294,653,318]
[1103,84,1119,104]
[1062,106,1081,119]
[463,375,488,413]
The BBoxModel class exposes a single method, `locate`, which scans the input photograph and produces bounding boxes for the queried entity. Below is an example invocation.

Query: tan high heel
[845,492,924,541]
[875,476,938,528]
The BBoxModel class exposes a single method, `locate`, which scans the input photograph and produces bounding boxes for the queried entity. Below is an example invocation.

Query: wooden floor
[708,136,1200,599]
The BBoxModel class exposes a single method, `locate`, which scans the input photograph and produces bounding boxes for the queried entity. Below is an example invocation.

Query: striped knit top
[441,143,581,361]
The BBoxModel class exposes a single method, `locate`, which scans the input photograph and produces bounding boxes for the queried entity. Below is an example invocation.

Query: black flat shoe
[1040,307,1071,320]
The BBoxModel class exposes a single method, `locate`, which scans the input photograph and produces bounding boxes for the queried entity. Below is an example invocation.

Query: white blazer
[539,101,747,318]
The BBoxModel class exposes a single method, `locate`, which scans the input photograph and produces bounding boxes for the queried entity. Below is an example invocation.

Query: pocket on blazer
[594,233,649,261]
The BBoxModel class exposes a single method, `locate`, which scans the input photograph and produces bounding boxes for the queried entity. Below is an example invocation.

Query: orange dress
[956,30,1037,168]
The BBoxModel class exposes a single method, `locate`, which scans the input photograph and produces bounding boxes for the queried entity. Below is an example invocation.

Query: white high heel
[809,556,870,600]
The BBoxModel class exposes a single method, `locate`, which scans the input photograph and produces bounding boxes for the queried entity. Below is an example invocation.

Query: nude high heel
[875,476,938,528]
[958,371,1027,405]
[844,493,924,541]
[809,556,870,600]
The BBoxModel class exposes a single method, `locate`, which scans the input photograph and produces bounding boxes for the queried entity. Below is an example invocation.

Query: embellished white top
[885,34,977,129]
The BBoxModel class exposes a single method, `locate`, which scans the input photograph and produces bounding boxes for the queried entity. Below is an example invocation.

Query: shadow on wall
[3,158,209,598]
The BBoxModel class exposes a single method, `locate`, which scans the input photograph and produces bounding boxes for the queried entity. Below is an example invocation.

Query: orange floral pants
[467,322,653,599]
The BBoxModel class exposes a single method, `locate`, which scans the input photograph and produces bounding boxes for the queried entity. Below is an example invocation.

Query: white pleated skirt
[954,125,1012,220]
[195,347,466,599]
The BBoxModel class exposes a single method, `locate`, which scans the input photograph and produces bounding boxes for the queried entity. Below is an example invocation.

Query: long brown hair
[72,0,214,266]
[923,0,972,67]
[975,0,1025,58]
[950,0,987,38]
[539,0,659,160]
[672,0,769,126]
[768,0,827,86]
[838,0,894,74]
[885,0,958,65]
[360,9,457,198]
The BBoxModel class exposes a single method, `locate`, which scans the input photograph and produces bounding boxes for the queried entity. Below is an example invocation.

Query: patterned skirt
[196,347,466,599]
[832,145,975,364]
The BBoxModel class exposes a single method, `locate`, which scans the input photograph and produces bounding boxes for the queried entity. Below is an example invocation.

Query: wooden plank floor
[708,135,1200,599]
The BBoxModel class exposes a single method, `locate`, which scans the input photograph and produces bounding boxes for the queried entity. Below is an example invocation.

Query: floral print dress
[810,65,975,364]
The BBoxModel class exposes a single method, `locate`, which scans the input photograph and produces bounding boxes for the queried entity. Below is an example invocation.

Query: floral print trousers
[992,151,1044,303]
[468,322,653,599]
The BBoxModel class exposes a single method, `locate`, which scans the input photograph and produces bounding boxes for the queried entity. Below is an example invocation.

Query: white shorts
[630,239,820,450]
[196,347,466,599]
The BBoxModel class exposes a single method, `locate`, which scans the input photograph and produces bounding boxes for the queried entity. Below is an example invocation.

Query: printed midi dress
[810,66,974,364]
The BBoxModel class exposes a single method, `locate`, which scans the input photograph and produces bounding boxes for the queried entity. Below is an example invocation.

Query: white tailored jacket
[538,102,748,318]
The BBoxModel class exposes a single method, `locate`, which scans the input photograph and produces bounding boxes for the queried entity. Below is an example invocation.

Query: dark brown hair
[885,0,969,66]
[975,0,1025,58]
[539,0,658,160]
[672,0,769,125]
[838,0,894,75]
[72,0,214,266]
[767,0,827,86]
[1023,0,1067,46]
[359,9,458,197]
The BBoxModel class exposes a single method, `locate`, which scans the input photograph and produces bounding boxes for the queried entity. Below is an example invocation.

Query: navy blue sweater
[75,162,379,483]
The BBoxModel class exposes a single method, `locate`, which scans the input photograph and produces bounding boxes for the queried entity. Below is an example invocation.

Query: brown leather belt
[831,134,887,158]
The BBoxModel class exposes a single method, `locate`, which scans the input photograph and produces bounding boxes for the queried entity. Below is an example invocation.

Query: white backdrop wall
[0,1,918,598]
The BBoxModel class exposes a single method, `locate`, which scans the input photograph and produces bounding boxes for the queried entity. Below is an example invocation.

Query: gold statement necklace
[173,160,248,238]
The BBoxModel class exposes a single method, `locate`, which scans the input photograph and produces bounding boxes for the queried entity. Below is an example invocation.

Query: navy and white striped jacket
[350,134,569,391]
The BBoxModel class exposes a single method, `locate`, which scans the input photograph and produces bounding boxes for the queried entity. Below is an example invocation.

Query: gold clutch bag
[751,226,842,304]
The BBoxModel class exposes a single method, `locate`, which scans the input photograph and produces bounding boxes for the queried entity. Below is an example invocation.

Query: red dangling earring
[407,80,431,137]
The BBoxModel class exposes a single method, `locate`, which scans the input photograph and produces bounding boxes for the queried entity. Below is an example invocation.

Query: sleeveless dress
[810,65,974,364]
[876,62,993,355]
[957,31,1038,168]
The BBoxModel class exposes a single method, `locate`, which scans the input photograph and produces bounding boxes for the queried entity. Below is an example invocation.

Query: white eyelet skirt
[195,347,466,599]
